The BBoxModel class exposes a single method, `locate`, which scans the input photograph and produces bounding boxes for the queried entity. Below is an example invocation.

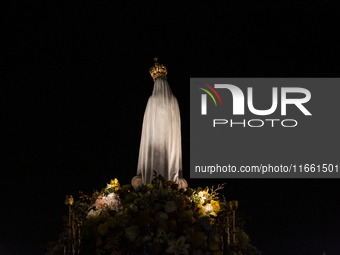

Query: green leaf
[158,175,165,182]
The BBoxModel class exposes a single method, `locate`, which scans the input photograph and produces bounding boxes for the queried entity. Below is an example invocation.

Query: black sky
[3,2,340,255]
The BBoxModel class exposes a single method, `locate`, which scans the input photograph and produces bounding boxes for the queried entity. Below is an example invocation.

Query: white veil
[137,78,182,184]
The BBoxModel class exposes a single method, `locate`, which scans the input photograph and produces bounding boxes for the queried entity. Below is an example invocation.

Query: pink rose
[95,195,108,209]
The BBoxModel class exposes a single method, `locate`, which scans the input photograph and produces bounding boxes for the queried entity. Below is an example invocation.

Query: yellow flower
[110,178,120,191]
[110,178,117,186]
[106,184,113,191]
[210,211,217,225]
[210,200,221,212]
[98,222,109,235]
[210,211,217,217]
[146,184,153,190]
[106,217,117,229]
[198,207,205,217]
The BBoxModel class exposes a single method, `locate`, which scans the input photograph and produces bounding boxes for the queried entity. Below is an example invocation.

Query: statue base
[131,175,188,191]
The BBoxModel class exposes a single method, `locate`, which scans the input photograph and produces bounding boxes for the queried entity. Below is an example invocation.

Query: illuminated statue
[133,58,186,187]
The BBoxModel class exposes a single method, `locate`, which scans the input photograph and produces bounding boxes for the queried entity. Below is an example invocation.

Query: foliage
[47,174,261,255]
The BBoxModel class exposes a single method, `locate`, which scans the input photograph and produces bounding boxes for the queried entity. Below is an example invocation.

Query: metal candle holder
[222,200,238,254]
[64,195,82,255]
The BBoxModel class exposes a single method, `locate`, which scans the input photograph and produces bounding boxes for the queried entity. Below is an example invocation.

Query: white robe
[137,78,182,184]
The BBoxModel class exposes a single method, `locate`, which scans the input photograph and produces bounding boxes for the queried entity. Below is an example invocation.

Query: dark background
[3,2,340,255]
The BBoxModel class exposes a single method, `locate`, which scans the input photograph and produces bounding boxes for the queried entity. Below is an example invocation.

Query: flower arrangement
[47,172,261,255]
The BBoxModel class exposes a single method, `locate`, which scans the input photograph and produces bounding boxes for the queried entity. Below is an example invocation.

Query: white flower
[105,193,122,211]
[164,201,177,213]
[87,209,100,219]
[198,191,207,203]
[166,236,190,255]
[203,204,214,214]
[198,191,205,199]
[125,226,140,242]
[107,193,118,199]
[156,212,169,221]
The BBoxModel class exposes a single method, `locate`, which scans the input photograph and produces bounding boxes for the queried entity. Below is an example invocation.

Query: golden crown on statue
[149,57,167,81]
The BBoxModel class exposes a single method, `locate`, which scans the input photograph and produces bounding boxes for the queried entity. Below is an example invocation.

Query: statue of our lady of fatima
[132,58,187,189]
